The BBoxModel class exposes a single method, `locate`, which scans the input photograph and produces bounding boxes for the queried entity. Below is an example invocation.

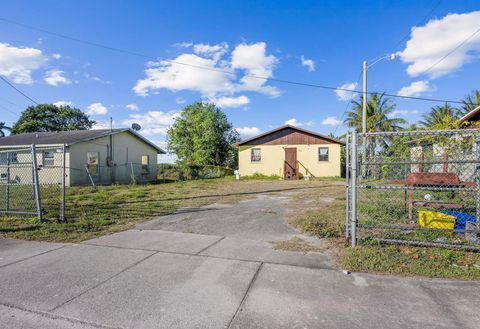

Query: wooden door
[284,148,298,180]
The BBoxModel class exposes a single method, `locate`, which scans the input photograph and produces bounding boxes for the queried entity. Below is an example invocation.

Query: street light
[362,53,396,134]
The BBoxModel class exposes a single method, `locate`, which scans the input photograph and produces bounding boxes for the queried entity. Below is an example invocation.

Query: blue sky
[1,0,480,161]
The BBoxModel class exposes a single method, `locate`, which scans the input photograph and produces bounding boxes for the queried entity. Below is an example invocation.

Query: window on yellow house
[318,147,329,161]
[251,148,261,162]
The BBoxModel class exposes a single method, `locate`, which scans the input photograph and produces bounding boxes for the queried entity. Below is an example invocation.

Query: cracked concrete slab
[136,194,299,241]
[0,244,153,311]
[0,238,65,267]
[0,304,115,329]
[229,263,480,329]
[200,236,333,269]
[82,229,223,254]
[53,252,260,329]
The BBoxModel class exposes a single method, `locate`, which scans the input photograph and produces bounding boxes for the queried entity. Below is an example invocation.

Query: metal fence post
[60,144,66,222]
[31,144,43,221]
[6,151,10,212]
[345,132,350,240]
[476,134,480,231]
[351,131,358,246]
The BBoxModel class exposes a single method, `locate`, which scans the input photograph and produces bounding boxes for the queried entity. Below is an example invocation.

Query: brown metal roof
[234,125,345,147]
[459,105,480,124]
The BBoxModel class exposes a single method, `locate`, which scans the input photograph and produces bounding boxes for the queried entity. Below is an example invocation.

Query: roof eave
[234,124,346,147]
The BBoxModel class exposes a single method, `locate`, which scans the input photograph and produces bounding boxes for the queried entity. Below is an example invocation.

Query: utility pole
[362,60,367,134]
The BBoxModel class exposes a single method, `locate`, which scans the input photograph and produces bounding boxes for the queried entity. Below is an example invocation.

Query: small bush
[157,164,233,181]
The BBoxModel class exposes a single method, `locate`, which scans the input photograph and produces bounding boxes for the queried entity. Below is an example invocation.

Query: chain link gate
[346,129,480,251]
[0,144,66,222]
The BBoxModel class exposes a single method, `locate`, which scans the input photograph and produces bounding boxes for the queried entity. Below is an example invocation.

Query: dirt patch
[270,237,325,253]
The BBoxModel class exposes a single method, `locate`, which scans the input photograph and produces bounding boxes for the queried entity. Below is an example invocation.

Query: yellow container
[418,210,456,230]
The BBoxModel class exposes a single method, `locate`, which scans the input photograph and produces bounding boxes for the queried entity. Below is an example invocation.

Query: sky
[0,0,480,162]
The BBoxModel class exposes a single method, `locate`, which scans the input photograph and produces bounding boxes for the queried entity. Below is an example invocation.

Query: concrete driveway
[1,192,479,329]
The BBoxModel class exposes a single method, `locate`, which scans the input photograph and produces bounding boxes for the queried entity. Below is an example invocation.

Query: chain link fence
[0,145,236,222]
[346,129,480,251]
[0,145,66,221]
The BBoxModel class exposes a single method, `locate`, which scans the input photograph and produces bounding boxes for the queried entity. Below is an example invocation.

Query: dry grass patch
[271,237,325,253]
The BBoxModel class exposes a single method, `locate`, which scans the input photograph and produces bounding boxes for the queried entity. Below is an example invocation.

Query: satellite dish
[131,123,141,131]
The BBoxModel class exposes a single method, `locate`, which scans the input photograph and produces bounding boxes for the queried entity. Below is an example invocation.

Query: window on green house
[142,155,150,173]
[43,150,55,166]
[87,152,99,175]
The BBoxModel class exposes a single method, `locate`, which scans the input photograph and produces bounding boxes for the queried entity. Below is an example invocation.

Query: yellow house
[234,125,345,179]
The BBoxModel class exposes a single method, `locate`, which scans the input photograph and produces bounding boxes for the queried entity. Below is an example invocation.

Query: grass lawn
[0,177,333,242]
[1,176,479,280]
[288,181,480,280]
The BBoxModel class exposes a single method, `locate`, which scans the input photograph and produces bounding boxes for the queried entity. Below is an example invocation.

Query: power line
[0,17,477,107]
[418,26,480,77]
[0,75,39,105]
[0,103,18,116]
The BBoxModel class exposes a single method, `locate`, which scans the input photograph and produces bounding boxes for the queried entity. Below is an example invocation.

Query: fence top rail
[357,129,480,137]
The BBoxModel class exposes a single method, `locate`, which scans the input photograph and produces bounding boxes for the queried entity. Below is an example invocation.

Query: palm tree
[344,93,407,133]
[419,104,460,129]
[0,122,11,137]
[460,90,480,115]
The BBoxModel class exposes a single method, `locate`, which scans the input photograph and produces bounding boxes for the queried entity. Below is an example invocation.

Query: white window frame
[318,147,329,162]
[43,150,55,167]
[251,148,261,163]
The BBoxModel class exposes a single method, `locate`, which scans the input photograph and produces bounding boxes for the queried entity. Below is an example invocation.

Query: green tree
[345,93,406,133]
[11,104,95,134]
[0,122,12,137]
[419,104,461,129]
[460,90,480,115]
[167,102,240,170]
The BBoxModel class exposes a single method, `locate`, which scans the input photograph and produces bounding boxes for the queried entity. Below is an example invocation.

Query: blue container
[441,211,477,232]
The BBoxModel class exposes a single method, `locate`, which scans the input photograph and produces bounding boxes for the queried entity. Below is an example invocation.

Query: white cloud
[174,41,193,48]
[389,109,419,117]
[193,43,228,61]
[175,97,186,104]
[397,80,430,97]
[87,102,108,115]
[321,116,342,126]
[44,70,71,86]
[399,11,480,79]
[0,42,46,84]
[335,82,358,101]
[134,41,280,100]
[126,103,139,111]
[53,100,73,107]
[91,121,114,130]
[231,42,280,97]
[133,53,234,97]
[52,53,62,59]
[84,73,111,84]
[284,118,315,127]
[122,111,180,135]
[285,118,301,126]
[300,55,315,72]
[213,95,250,108]
[236,126,262,139]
